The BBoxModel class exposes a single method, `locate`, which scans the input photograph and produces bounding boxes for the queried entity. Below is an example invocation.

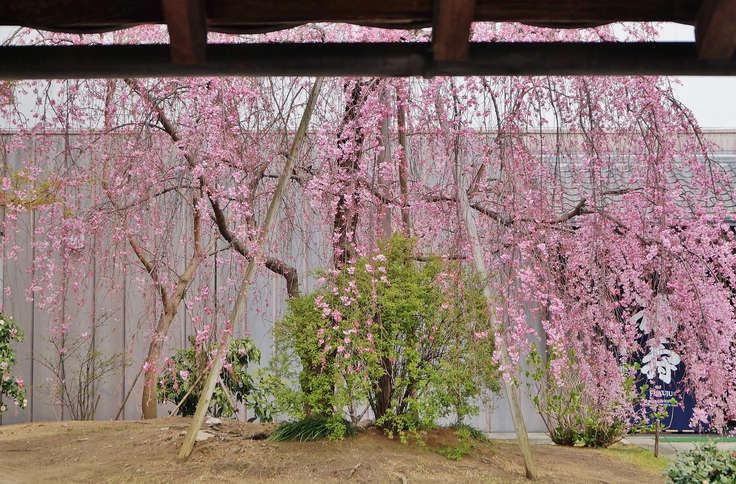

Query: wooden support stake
[178,77,324,463]
[453,161,538,480]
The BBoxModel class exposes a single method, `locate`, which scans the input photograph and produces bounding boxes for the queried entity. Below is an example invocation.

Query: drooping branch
[100,161,169,311]
[123,77,302,299]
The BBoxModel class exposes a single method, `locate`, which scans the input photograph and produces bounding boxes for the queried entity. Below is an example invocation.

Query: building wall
[2,130,735,433]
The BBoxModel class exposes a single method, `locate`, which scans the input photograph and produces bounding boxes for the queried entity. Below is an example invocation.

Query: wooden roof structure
[1,0,736,78]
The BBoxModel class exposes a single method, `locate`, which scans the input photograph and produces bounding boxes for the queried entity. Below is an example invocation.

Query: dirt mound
[0,418,664,483]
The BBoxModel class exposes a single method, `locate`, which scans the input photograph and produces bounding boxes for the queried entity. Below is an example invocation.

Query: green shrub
[666,443,736,484]
[157,336,273,421]
[579,415,627,448]
[551,426,579,446]
[0,313,27,414]
[526,345,630,448]
[438,439,475,461]
[450,422,491,444]
[271,233,500,432]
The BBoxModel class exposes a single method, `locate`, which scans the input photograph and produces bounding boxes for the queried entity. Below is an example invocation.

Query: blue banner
[630,309,697,432]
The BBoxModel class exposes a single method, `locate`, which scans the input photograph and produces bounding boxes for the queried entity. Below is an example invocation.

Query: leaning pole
[178,77,323,463]
[434,86,536,479]
[450,144,537,480]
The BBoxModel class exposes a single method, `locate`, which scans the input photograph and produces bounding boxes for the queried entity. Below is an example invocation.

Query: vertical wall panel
[1,138,35,425]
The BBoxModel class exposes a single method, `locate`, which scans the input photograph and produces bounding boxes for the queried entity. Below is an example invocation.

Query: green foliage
[437,425,489,461]
[268,416,358,442]
[579,415,627,448]
[0,313,27,414]
[526,345,584,446]
[271,294,340,418]
[271,233,499,431]
[437,439,474,461]
[666,443,736,484]
[450,422,491,444]
[157,336,273,421]
[550,425,579,447]
[526,344,628,448]
[0,168,62,210]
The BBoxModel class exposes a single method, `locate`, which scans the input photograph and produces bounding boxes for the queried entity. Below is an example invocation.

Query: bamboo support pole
[437,89,536,479]
[178,77,324,462]
[452,158,537,480]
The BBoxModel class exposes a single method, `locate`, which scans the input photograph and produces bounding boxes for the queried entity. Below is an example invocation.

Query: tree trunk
[372,355,393,423]
[332,80,377,267]
[396,93,411,232]
[140,339,163,420]
[141,311,176,419]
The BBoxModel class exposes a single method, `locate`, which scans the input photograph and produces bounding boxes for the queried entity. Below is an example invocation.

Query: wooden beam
[161,0,207,63]
[433,0,476,61]
[0,0,701,34]
[0,42,736,79]
[696,0,736,60]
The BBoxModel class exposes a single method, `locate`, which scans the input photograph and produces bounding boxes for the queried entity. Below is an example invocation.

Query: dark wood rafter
[1,42,736,79]
[161,0,207,63]
[3,0,736,77]
[696,0,736,60]
[0,0,702,33]
[432,0,477,61]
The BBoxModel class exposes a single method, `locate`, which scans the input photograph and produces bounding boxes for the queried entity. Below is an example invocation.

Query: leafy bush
[269,416,358,442]
[271,234,499,433]
[579,415,627,448]
[157,336,273,421]
[526,345,629,447]
[550,425,579,447]
[666,443,736,484]
[526,345,584,446]
[450,422,491,444]
[438,439,475,461]
[0,313,27,414]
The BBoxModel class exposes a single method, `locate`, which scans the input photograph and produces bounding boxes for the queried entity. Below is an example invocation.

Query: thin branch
[124,77,302,298]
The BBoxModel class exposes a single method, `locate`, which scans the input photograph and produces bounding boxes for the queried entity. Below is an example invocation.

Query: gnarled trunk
[141,310,178,419]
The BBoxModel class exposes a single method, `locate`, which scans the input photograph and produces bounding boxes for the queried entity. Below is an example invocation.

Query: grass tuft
[450,422,491,443]
[436,424,493,461]
[269,416,358,442]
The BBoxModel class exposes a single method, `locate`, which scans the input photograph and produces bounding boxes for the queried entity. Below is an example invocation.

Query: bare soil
[0,418,664,483]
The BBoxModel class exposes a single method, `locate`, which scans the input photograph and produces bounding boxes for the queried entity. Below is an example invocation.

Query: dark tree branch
[124,77,301,299]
